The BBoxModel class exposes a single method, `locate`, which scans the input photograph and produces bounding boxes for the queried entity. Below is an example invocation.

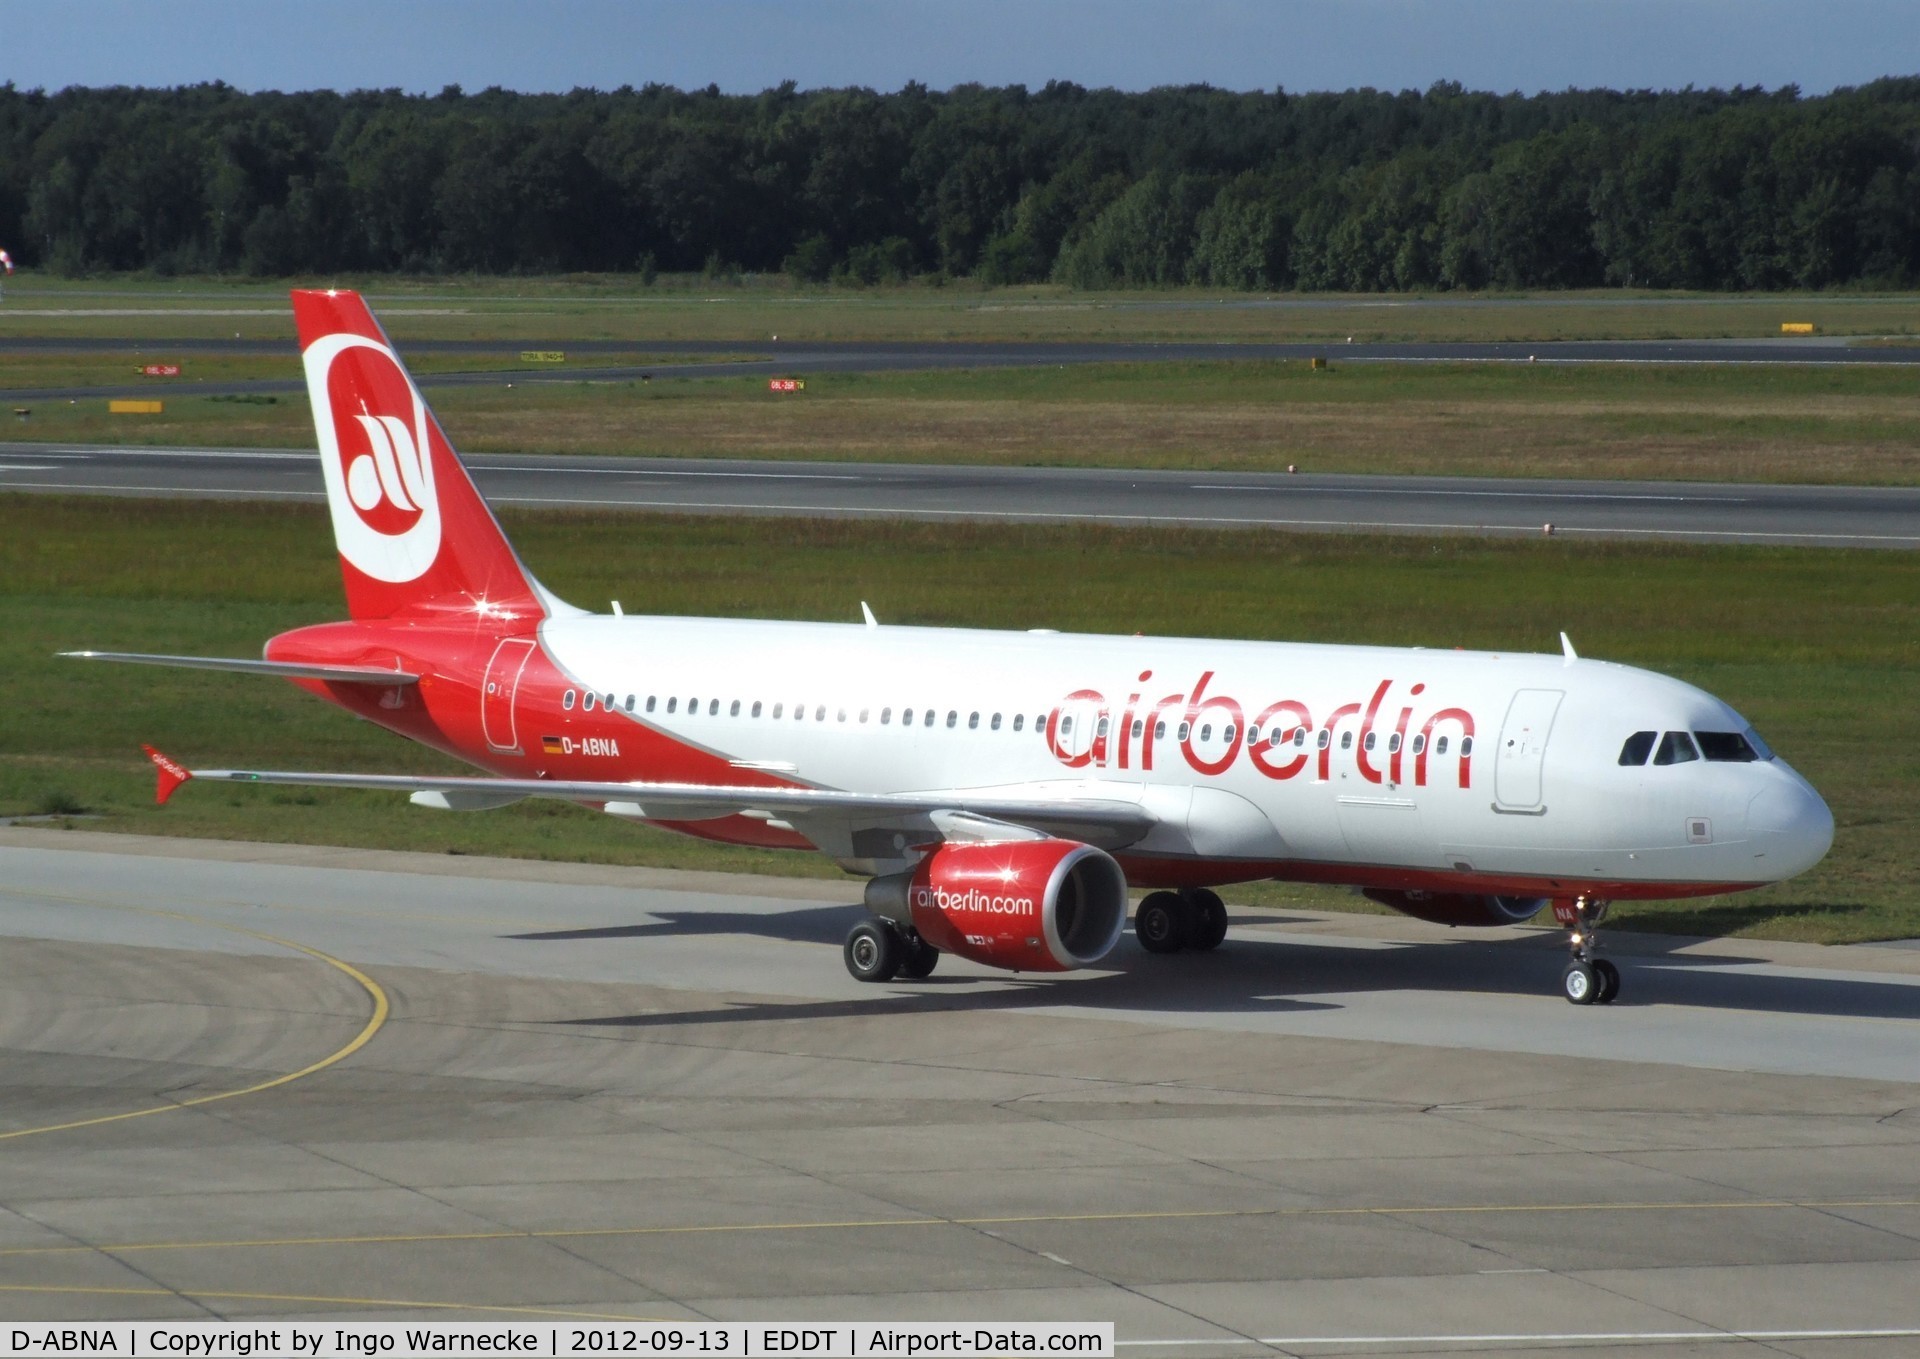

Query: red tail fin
[292,290,557,626]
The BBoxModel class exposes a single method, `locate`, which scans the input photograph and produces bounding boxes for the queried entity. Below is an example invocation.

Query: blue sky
[4,0,1917,97]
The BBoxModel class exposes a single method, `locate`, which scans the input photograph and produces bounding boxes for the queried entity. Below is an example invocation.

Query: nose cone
[1746,770,1835,881]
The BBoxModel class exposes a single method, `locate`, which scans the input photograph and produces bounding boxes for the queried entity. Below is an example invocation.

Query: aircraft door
[481,637,537,753]
[1494,688,1563,810]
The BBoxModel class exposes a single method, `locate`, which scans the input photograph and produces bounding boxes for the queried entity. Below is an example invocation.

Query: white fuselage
[536,614,1833,896]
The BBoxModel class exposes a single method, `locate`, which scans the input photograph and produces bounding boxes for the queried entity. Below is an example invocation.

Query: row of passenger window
[559,688,1470,756]
[566,688,1049,732]
[1618,729,1770,767]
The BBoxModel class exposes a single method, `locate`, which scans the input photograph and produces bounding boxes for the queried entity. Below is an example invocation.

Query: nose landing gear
[1557,896,1620,1005]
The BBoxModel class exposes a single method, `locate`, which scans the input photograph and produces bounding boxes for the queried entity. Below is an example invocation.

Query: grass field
[4,275,1920,344]
[0,351,756,388]
[7,358,1919,485]
[4,495,1914,944]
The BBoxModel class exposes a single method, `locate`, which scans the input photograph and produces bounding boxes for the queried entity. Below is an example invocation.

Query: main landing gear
[1134,888,1229,955]
[1559,895,1621,1006]
[843,917,939,983]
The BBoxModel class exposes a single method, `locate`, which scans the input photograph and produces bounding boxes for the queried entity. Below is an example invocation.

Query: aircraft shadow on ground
[508,904,866,947]
[510,904,1920,1030]
[1621,899,1878,938]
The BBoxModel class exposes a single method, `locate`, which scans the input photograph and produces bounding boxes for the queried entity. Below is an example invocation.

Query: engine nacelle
[1364,889,1551,927]
[866,839,1128,972]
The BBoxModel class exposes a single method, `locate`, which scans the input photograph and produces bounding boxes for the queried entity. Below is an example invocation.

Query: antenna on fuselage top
[861,602,878,629]
[1560,631,1578,665]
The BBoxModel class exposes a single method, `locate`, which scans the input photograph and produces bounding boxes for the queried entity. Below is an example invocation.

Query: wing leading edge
[140,749,1158,847]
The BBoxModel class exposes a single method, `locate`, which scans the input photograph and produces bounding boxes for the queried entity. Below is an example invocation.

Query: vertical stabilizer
[292,289,564,626]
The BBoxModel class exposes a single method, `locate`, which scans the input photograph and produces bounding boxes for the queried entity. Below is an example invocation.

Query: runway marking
[485,464,865,481]
[1118,1328,1920,1348]
[84,446,315,461]
[0,480,326,498]
[6,1197,1915,1259]
[1188,484,1746,504]
[474,496,1920,545]
[0,1284,661,1321]
[0,898,389,1142]
[11,484,1913,544]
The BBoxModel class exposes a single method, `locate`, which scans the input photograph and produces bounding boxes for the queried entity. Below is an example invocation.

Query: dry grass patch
[435,392,1920,483]
[7,357,1918,485]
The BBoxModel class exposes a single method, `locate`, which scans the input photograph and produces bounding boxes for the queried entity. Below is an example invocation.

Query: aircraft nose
[1746,772,1835,880]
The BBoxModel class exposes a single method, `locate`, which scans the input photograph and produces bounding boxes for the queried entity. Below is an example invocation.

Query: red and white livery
[71,290,1834,1005]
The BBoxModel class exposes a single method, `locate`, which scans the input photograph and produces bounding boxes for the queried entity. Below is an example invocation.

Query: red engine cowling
[866,839,1128,972]
[1364,889,1551,927]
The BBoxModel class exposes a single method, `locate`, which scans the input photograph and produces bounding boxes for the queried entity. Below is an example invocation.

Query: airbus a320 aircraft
[70,290,1834,1005]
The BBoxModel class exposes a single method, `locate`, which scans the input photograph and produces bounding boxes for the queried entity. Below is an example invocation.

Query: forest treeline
[2,78,1919,289]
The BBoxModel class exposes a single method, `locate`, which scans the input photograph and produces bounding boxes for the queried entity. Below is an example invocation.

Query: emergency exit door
[481,637,537,753]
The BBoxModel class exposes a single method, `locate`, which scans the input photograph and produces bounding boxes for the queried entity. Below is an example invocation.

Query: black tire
[1593,958,1621,1005]
[1563,960,1598,1005]
[1135,891,1190,954]
[899,936,939,979]
[1185,888,1229,951]
[845,919,903,982]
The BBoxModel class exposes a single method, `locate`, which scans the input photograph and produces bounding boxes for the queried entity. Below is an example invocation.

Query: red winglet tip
[142,744,192,806]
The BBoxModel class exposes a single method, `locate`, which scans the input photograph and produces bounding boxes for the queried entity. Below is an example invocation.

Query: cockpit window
[1694,731,1761,762]
[1618,731,1656,766]
[1653,731,1700,765]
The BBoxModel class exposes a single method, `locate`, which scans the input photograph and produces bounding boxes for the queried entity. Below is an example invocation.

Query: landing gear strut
[1559,896,1620,1005]
[1135,888,1229,954]
[844,918,939,983]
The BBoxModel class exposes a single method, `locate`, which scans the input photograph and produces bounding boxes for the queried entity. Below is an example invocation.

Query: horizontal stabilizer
[63,651,419,684]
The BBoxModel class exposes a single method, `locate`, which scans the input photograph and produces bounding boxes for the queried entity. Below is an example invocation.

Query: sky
[3,0,1917,98]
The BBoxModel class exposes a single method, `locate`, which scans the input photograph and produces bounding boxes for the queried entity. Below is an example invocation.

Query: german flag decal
[542,735,565,755]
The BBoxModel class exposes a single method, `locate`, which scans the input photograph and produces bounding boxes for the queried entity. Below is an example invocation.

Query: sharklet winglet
[142,744,193,806]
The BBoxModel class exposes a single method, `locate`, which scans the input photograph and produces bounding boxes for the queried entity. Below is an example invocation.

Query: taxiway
[4,828,1918,1351]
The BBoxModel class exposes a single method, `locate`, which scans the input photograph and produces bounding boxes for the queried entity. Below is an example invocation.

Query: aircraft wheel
[899,936,940,980]
[1593,958,1621,1005]
[1185,888,1229,951]
[1562,960,1598,1005]
[845,919,903,982]
[1135,892,1191,954]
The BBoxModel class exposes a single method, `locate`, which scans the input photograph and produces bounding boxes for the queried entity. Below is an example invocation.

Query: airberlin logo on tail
[302,332,442,584]
[344,406,427,533]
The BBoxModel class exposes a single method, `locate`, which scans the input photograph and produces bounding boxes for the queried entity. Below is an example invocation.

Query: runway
[2,442,1915,547]
[4,827,1920,1348]
[3,335,1919,405]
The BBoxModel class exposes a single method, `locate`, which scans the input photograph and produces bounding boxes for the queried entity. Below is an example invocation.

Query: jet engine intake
[1364,888,1550,927]
[866,838,1128,971]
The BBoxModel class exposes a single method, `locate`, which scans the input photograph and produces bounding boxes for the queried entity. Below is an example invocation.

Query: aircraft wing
[140,748,1158,847]
[65,652,420,684]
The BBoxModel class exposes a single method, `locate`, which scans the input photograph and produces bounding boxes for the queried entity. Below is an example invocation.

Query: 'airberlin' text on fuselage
[1045,671,1477,788]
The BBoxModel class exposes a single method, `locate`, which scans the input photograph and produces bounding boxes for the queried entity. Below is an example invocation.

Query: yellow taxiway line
[4,1198,1916,1260]
[0,1284,664,1321]
[0,897,389,1142]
